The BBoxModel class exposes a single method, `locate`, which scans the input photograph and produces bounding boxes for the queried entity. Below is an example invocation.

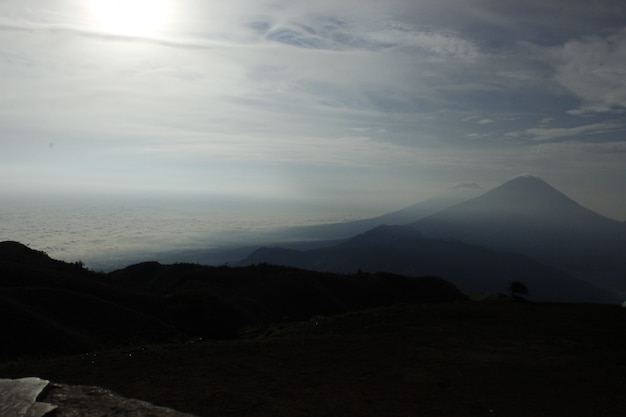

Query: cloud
[0,2,479,58]
[538,117,553,126]
[581,141,626,154]
[0,21,233,50]
[553,28,626,114]
[1,0,626,220]
[506,122,626,141]
[364,23,479,57]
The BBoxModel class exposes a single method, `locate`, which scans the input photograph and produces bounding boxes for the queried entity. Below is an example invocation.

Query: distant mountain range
[270,182,485,241]
[240,175,626,303]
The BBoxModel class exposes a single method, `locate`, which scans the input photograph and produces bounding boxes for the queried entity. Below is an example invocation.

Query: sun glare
[87,0,172,36]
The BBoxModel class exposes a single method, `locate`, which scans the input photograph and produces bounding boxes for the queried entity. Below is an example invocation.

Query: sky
[1,0,626,220]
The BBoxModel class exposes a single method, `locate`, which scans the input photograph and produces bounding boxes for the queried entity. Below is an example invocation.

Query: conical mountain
[466,175,578,213]
[411,175,626,294]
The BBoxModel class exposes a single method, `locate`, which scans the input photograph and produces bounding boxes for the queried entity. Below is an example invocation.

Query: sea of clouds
[0,195,365,271]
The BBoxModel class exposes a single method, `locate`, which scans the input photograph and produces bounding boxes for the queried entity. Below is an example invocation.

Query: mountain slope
[240,225,620,304]
[0,242,182,356]
[0,241,467,357]
[271,183,484,241]
[410,175,626,293]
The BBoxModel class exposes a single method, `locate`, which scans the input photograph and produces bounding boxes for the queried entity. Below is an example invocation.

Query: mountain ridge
[0,240,468,357]
[240,175,625,302]
[268,183,484,242]
[241,224,620,304]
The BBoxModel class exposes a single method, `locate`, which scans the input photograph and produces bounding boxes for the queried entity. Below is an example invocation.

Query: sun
[87,0,172,36]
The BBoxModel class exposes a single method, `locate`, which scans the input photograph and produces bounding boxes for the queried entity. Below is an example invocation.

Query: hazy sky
[2,0,626,220]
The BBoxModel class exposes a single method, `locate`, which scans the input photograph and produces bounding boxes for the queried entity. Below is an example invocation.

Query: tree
[509,281,529,298]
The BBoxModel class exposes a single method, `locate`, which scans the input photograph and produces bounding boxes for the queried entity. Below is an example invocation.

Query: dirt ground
[3,301,626,417]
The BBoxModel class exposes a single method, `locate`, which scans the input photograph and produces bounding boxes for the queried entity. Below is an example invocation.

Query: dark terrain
[4,302,626,417]
[2,241,626,416]
[241,224,621,304]
[1,240,465,356]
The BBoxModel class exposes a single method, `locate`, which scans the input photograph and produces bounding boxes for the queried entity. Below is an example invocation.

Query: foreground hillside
[0,241,465,357]
[3,301,626,417]
[3,241,626,416]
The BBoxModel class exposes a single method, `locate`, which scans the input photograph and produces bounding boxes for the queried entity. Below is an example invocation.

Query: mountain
[0,241,183,356]
[270,183,484,241]
[0,241,467,357]
[411,175,626,294]
[240,225,620,304]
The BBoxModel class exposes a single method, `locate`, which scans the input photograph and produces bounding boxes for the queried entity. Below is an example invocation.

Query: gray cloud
[0,21,226,50]
[507,122,626,142]
[553,29,626,115]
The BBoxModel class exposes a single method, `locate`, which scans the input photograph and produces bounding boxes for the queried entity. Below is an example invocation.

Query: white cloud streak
[507,122,626,141]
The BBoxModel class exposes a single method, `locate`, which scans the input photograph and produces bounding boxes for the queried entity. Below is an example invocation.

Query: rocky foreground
[3,301,626,417]
[0,377,196,417]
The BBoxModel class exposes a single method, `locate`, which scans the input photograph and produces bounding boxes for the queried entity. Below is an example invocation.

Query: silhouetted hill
[0,241,467,357]
[240,225,620,304]
[0,241,51,263]
[107,261,468,319]
[0,241,91,285]
[411,175,626,294]
[1,242,182,356]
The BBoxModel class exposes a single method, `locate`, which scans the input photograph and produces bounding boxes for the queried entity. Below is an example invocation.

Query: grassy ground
[3,301,626,417]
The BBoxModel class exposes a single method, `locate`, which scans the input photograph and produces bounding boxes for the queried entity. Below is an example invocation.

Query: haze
[2,1,626,266]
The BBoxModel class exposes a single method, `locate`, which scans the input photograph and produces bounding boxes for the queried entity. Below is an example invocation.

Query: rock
[1,377,197,417]
[0,377,57,417]
[40,382,197,417]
